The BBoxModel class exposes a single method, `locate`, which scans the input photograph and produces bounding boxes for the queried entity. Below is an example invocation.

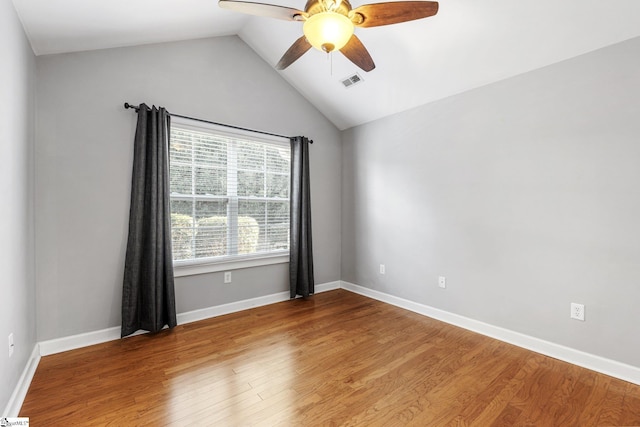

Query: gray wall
[341,37,640,367]
[0,0,36,414]
[35,36,342,341]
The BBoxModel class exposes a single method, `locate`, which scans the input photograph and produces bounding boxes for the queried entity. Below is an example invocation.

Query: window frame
[169,116,291,277]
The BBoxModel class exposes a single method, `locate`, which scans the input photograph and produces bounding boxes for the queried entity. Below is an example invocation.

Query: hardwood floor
[20,289,640,426]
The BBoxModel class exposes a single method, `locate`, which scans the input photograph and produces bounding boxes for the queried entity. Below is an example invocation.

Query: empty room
[2,0,640,424]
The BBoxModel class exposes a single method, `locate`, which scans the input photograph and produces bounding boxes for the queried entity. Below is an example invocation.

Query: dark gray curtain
[289,136,314,298]
[121,104,177,337]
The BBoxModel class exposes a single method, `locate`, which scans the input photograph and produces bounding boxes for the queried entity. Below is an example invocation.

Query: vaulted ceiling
[12,0,640,129]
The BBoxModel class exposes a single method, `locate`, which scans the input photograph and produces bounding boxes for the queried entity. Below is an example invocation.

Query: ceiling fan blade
[219,0,306,21]
[340,35,375,72]
[350,1,438,28]
[276,36,313,70]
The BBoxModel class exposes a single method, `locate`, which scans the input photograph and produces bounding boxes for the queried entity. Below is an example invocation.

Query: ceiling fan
[219,0,439,72]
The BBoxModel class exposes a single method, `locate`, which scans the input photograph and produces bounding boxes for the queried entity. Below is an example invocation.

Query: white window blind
[169,119,290,265]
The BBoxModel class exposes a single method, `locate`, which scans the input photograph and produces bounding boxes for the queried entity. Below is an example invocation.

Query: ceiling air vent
[341,73,363,88]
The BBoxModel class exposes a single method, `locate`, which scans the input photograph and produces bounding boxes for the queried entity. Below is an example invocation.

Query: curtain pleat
[289,136,314,298]
[121,104,177,337]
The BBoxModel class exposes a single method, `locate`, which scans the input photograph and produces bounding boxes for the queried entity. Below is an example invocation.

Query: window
[169,118,290,274]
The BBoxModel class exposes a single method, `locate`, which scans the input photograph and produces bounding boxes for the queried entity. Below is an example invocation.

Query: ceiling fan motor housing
[304,0,352,16]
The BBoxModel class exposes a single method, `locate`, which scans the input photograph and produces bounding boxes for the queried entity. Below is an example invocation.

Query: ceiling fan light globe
[303,12,354,52]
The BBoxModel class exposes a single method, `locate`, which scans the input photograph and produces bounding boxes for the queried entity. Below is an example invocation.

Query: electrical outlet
[8,333,14,358]
[379,264,385,275]
[438,276,446,289]
[224,271,232,284]
[571,303,585,321]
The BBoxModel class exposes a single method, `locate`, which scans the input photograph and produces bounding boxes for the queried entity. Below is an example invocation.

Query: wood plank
[19,289,640,426]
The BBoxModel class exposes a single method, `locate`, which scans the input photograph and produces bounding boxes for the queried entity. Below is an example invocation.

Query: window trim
[169,117,291,277]
[173,253,289,277]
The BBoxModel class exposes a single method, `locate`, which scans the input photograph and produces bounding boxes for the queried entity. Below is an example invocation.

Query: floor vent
[341,73,363,88]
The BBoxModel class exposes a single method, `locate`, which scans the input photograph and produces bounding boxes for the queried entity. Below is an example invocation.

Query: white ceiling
[12,0,640,130]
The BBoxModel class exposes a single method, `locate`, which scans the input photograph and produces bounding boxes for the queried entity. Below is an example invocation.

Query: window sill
[173,253,289,277]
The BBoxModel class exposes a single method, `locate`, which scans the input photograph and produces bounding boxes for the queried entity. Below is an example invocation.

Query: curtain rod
[124,102,312,143]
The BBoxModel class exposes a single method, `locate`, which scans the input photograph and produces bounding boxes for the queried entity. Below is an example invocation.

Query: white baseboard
[39,326,121,356]
[39,280,341,357]
[177,280,340,324]
[340,280,640,386]
[176,291,291,325]
[315,280,342,293]
[2,344,41,417]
